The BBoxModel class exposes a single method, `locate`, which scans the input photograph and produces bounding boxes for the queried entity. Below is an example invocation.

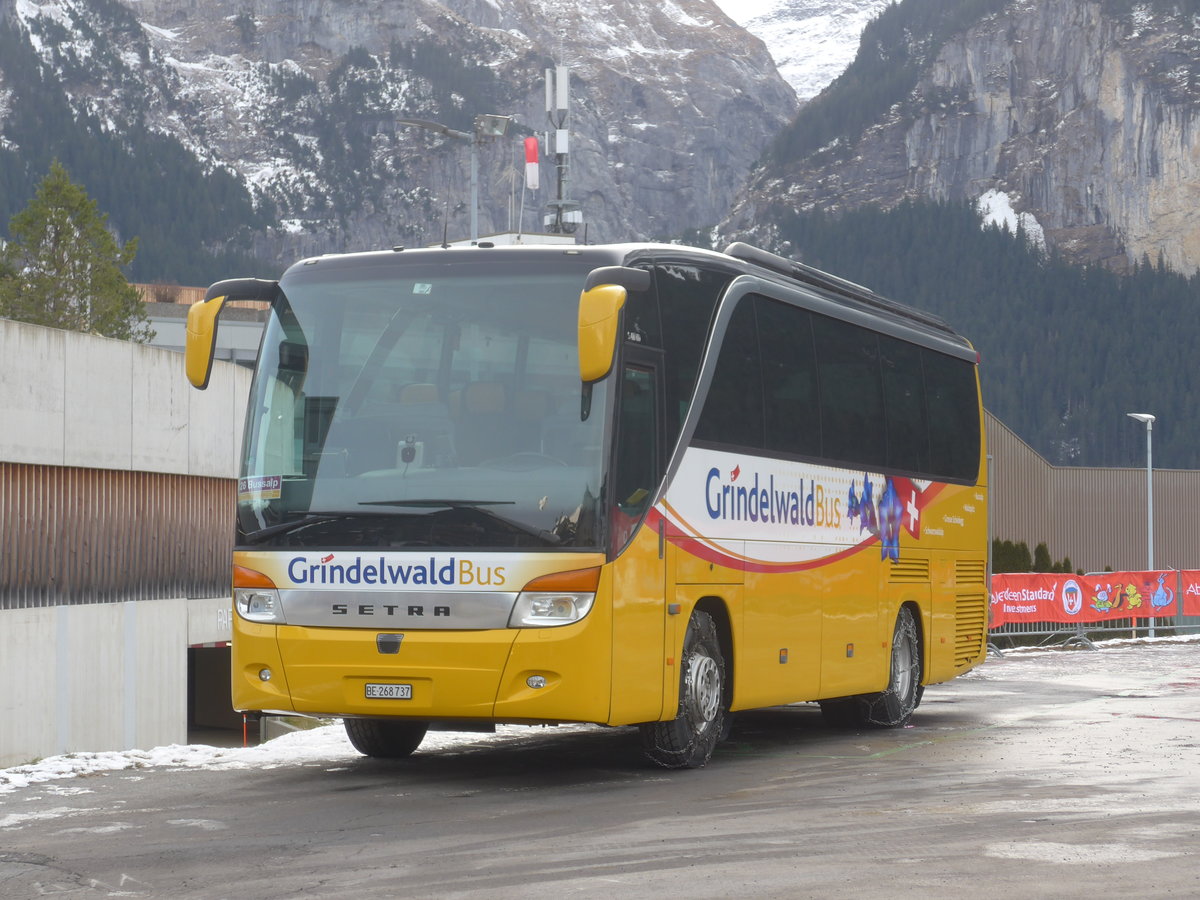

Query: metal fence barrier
[988,569,1200,651]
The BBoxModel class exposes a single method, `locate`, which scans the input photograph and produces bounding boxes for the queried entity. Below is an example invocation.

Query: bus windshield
[237,258,608,550]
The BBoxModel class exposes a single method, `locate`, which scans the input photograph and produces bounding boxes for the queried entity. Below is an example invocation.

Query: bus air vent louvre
[954,592,988,667]
[954,559,987,586]
[887,557,930,584]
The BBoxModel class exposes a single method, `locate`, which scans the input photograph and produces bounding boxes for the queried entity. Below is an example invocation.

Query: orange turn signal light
[522,566,601,592]
[233,565,277,589]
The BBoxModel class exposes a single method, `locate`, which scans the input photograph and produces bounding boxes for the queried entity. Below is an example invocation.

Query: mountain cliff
[725,0,1200,275]
[0,0,796,276]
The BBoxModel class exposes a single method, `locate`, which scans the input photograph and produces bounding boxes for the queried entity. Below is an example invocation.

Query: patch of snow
[142,23,179,41]
[977,188,1046,250]
[0,723,606,797]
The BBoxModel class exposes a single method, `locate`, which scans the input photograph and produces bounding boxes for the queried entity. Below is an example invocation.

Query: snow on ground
[3,635,1196,797]
[0,723,605,797]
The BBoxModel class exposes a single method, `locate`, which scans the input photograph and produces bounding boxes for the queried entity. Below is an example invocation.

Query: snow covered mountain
[713,0,891,100]
[725,0,1200,275]
[0,0,796,277]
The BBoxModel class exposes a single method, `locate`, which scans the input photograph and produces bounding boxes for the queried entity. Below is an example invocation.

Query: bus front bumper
[232,618,613,724]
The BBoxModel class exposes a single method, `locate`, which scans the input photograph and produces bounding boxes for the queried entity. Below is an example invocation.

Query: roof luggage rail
[721,241,958,337]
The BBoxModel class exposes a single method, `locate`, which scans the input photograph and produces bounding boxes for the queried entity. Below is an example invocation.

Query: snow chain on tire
[639,610,728,769]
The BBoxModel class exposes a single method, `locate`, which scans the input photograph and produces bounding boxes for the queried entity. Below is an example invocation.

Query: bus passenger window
[880,335,929,473]
[614,367,657,514]
[813,315,885,468]
[757,296,820,458]
[694,299,764,449]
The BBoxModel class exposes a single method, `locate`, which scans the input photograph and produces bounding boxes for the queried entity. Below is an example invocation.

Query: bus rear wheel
[639,609,728,769]
[819,606,923,729]
[343,717,428,758]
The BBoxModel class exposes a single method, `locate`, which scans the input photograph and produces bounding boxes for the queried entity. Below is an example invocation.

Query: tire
[639,610,728,769]
[819,606,923,729]
[343,717,428,758]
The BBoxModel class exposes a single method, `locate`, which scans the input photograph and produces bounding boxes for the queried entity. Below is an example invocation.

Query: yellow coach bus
[185,241,988,768]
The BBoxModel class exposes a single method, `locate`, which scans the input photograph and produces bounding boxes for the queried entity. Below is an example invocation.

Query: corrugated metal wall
[987,413,1198,573]
[0,462,233,609]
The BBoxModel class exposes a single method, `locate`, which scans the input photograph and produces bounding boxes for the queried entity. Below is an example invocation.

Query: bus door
[608,357,669,725]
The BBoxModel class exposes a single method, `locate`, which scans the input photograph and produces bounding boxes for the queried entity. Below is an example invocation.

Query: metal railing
[988,569,1200,651]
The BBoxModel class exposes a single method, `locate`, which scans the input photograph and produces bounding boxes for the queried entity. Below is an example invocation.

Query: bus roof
[279,241,971,351]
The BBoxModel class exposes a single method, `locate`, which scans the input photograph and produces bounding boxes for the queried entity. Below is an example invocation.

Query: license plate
[365,683,412,700]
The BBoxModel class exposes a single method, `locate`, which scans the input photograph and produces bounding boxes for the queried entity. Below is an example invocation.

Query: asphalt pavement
[1,639,1198,899]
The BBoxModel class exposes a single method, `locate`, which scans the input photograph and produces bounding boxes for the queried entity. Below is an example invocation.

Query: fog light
[259,668,272,682]
[526,675,547,689]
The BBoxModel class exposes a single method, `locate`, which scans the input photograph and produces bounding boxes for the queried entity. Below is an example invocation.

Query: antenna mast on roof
[543,65,582,234]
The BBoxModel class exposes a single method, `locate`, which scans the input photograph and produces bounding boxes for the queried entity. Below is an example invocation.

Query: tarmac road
[2,639,1198,899]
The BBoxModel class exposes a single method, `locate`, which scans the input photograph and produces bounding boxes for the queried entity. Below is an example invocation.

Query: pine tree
[0,160,152,342]
[1033,542,1053,571]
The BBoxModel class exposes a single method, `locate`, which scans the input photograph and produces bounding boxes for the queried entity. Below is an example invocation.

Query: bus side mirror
[185,277,277,390]
[185,294,226,390]
[578,284,626,383]
[578,267,649,383]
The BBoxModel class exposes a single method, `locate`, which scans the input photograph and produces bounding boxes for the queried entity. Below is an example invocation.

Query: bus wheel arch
[820,602,924,729]
[863,602,923,727]
[639,602,730,768]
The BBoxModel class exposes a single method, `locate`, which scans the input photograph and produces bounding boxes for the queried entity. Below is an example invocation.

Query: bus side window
[694,299,764,449]
[614,367,657,514]
[757,296,820,458]
[923,349,981,481]
[879,335,929,474]
[655,263,734,452]
[813,315,885,469]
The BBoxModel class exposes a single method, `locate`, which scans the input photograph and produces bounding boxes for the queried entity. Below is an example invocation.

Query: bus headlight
[235,588,286,624]
[508,591,595,628]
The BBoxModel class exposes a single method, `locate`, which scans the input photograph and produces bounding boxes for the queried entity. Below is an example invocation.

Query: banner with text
[989,570,1200,629]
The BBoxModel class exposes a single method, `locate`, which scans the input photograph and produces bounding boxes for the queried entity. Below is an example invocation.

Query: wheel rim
[684,652,721,733]
[892,623,915,702]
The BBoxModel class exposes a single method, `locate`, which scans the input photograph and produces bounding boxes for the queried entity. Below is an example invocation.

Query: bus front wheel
[344,717,428,758]
[639,609,728,769]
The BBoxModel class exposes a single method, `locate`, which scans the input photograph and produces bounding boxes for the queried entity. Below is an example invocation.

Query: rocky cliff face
[2,0,796,264]
[726,0,1200,274]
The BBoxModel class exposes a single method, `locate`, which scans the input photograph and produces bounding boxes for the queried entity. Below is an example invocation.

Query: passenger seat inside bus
[393,382,456,468]
[456,381,511,465]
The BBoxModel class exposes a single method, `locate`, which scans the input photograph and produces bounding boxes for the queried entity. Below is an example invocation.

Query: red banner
[990,570,1200,629]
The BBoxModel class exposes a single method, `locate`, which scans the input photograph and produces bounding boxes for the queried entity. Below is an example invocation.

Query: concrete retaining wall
[0,318,250,766]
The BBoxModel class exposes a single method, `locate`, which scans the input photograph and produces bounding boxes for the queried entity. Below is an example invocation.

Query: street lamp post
[1127,412,1155,637]
[394,114,512,242]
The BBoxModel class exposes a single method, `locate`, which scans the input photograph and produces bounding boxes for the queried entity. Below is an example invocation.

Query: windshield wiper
[241,510,404,544]
[359,498,515,507]
[360,498,561,545]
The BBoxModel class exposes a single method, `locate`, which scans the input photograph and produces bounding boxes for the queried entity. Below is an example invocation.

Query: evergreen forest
[775,200,1200,471]
[0,21,271,286]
